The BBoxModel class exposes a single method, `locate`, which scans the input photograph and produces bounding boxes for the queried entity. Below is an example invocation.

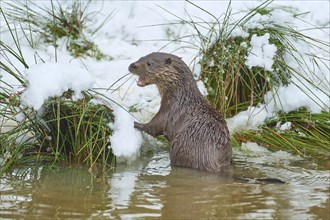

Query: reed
[234,109,330,159]
[0,2,116,175]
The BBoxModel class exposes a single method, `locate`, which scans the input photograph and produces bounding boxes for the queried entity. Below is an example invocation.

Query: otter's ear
[165,57,172,65]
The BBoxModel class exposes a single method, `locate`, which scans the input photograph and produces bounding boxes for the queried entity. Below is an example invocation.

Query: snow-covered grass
[0,51,116,175]
[2,0,110,60]
[195,1,329,119]
[0,0,329,173]
[235,108,330,159]
[0,38,116,174]
[0,3,117,174]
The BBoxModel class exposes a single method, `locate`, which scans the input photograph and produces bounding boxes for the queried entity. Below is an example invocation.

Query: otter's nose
[129,63,137,72]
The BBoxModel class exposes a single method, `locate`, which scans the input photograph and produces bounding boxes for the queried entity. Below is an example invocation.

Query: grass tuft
[2,0,113,60]
[196,1,329,117]
[0,87,116,175]
[234,108,330,159]
[0,3,117,175]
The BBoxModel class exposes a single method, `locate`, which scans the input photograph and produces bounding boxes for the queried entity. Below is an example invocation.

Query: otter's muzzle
[128,63,138,73]
[128,62,146,87]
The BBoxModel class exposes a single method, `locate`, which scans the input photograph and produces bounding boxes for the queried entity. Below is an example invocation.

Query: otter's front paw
[134,122,144,130]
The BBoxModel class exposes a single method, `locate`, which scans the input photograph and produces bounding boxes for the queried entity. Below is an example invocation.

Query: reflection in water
[0,166,112,219]
[109,171,138,209]
[0,150,329,219]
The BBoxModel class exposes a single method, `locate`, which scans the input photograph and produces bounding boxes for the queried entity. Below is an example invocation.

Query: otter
[129,52,232,173]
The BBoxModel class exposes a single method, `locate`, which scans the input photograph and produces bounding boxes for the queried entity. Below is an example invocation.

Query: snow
[279,122,292,131]
[239,142,302,164]
[109,107,142,161]
[21,62,95,110]
[227,105,271,132]
[264,83,329,114]
[245,33,277,71]
[241,142,270,155]
[1,1,329,161]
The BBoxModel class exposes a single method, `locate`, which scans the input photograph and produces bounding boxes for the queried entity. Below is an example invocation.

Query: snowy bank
[1,0,329,162]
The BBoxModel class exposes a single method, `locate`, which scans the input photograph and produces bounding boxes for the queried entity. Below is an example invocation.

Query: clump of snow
[239,142,302,164]
[109,107,142,162]
[241,142,270,155]
[230,26,249,38]
[245,33,277,71]
[240,42,248,48]
[264,84,329,114]
[279,122,292,131]
[227,105,272,133]
[21,62,95,110]
[244,8,294,30]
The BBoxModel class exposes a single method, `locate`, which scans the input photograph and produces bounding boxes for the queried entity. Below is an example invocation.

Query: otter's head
[129,52,191,88]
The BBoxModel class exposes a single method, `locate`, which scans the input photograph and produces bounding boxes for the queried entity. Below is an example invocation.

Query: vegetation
[2,0,112,60]
[0,90,116,174]
[0,1,116,175]
[234,109,330,159]
[176,0,330,158]
[195,1,328,118]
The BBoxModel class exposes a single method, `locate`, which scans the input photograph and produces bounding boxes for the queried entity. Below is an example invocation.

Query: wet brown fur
[129,52,232,173]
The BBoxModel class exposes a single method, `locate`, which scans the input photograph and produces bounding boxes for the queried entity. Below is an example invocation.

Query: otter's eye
[146,61,155,67]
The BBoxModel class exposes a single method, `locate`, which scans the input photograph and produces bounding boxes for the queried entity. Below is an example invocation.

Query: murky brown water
[0,149,329,219]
